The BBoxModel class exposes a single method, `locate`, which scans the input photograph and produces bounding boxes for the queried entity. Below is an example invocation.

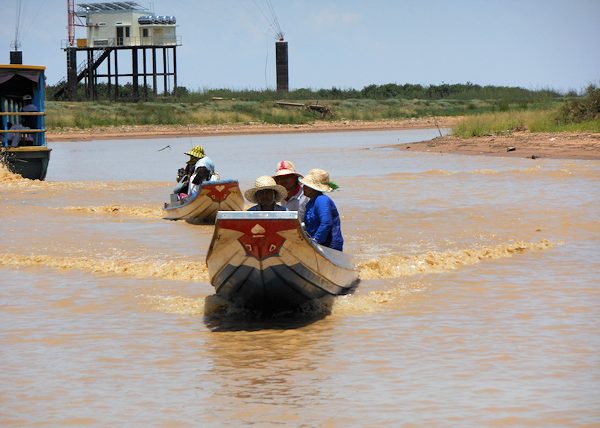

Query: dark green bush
[557,85,600,123]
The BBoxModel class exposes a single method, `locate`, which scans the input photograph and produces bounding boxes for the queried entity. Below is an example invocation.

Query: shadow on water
[203,294,334,332]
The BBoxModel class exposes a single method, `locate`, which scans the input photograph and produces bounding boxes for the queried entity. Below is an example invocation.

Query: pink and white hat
[273,160,303,177]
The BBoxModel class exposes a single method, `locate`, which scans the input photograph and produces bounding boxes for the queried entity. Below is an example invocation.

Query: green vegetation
[45,81,560,103]
[452,86,600,137]
[557,85,600,124]
[45,100,324,128]
[44,82,599,134]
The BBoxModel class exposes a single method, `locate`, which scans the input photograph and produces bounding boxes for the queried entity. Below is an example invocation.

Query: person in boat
[299,168,344,251]
[273,160,308,220]
[173,146,202,197]
[6,121,29,147]
[21,95,39,130]
[244,176,288,211]
[187,155,220,198]
[173,145,218,200]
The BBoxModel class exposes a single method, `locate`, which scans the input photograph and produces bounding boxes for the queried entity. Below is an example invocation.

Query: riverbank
[399,132,600,160]
[45,118,600,160]
[45,117,459,142]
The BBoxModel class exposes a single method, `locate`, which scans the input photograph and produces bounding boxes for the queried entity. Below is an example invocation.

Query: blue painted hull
[2,146,51,180]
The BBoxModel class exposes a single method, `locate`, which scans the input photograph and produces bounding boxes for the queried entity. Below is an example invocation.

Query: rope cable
[13,0,24,49]
[264,36,269,89]
[18,0,42,46]
[266,0,283,39]
[252,0,281,39]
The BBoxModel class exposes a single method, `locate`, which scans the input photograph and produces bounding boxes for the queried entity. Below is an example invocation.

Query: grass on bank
[45,100,322,129]
[452,86,600,137]
[453,111,600,137]
[44,84,599,135]
[44,97,560,130]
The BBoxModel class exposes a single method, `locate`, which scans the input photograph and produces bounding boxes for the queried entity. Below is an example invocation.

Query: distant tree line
[191,82,562,103]
[46,81,568,103]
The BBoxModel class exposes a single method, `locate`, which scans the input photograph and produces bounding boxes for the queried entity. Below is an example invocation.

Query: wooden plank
[0,112,45,116]
[0,129,46,134]
[275,101,304,107]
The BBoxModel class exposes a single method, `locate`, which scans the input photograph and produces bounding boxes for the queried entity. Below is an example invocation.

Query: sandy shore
[399,132,600,160]
[46,117,600,160]
[46,117,458,142]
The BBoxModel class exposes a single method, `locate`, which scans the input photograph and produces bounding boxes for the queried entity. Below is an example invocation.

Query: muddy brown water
[1,129,599,426]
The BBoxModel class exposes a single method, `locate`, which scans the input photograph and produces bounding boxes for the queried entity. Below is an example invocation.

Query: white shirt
[281,185,308,221]
[188,156,219,196]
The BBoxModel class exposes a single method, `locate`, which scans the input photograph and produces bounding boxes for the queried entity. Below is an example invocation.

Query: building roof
[77,2,147,12]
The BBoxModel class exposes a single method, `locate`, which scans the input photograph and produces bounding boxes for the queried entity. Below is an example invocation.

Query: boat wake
[332,282,426,315]
[139,294,206,315]
[0,253,209,281]
[0,163,169,192]
[0,240,554,283]
[357,240,554,280]
[0,162,24,182]
[61,205,164,218]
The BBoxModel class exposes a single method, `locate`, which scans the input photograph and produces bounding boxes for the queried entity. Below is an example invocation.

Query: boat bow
[206,211,359,310]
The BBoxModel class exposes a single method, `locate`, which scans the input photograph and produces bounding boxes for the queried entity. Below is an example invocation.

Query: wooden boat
[206,211,359,311]
[163,179,244,224]
[0,64,51,180]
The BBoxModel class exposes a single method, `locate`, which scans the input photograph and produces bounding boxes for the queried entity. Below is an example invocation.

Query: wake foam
[0,253,209,281]
[139,294,205,315]
[357,240,553,280]
[0,240,554,285]
[62,205,164,218]
[0,162,26,182]
[332,282,426,315]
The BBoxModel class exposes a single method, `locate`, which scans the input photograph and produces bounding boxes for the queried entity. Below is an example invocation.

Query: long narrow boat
[163,179,244,224]
[206,211,359,311]
[0,63,50,180]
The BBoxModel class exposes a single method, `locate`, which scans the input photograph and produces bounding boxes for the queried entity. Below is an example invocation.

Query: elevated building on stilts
[55,1,181,100]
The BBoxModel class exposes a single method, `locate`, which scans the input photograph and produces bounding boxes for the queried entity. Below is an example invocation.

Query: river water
[1,129,599,427]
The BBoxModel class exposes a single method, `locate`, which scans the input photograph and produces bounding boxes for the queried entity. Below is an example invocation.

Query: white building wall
[82,11,177,47]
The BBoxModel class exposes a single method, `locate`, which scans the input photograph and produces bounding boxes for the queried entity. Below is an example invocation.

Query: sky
[1,0,599,93]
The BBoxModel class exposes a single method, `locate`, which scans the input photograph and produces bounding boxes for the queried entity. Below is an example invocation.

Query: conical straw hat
[244,176,288,203]
[184,145,205,159]
[299,168,337,193]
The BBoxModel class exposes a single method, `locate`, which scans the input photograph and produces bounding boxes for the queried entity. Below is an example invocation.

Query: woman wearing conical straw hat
[173,145,206,198]
[178,145,206,182]
[244,176,288,211]
[299,168,344,251]
[173,145,219,199]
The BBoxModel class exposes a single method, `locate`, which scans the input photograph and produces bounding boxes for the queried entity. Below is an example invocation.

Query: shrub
[557,85,600,123]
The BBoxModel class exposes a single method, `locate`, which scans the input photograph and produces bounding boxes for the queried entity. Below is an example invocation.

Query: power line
[265,0,283,39]
[252,0,283,40]
[12,0,24,50]
[264,37,269,89]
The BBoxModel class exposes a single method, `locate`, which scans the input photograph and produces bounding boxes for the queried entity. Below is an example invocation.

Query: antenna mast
[67,0,75,47]
[11,0,23,51]
[254,0,288,91]
[10,0,23,63]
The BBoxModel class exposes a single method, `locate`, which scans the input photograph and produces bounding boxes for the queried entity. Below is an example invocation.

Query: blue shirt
[304,193,344,251]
